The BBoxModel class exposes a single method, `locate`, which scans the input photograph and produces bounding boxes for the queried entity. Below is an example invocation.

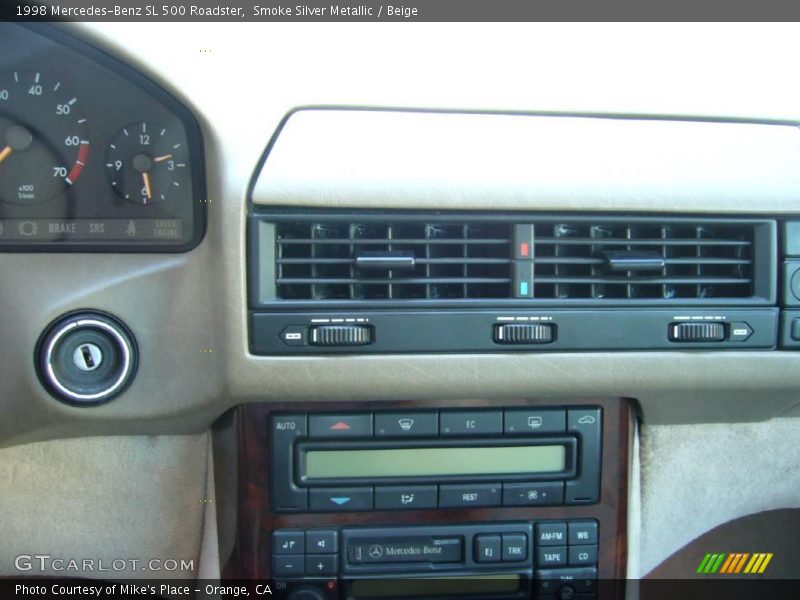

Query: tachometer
[0,70,90,205]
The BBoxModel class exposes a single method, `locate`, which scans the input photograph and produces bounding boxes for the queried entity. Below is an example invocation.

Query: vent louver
[533,222,754,299]
[275,221,512,300]
[271,217,764,303]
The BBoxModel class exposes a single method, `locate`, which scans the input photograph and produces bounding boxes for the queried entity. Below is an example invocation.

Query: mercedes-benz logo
[368,545,384,559]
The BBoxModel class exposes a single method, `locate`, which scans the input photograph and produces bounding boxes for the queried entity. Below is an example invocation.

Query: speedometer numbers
[0,71,89,204]
[105,122,188,205]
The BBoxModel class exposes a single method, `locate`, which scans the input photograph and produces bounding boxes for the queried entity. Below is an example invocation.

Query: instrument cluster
[0,23,205,252]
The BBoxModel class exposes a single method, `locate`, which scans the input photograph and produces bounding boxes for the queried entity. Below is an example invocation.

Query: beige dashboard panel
[3,24,800,448]
[254,110,800,212]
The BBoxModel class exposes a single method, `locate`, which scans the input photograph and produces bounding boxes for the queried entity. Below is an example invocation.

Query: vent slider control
[355,251,416,270]
[494,323,554,345]
[669,322,726,343]
[311,325,373,346]
[601,250,666,272]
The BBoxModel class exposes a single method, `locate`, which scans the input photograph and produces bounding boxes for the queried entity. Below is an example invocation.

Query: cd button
[440,410,502,436]
[375,485,437,510]
[568,544,598,566]
[439,483,501,508]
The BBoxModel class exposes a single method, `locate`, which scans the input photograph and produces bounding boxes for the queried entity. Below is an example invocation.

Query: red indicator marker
[520,242,529,257]
[330,421,351,431]
[66,141,90,185]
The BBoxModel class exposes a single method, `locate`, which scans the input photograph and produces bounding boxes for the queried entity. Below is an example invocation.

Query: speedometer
[0,70,90,205]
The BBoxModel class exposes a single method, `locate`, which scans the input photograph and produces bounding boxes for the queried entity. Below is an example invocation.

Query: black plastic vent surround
[275,222,512,300]
[266,216,771,304]
[533,222,755,300]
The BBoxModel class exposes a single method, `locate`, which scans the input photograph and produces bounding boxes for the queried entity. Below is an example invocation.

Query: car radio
[271,520,599,599]
[270,407,602,513]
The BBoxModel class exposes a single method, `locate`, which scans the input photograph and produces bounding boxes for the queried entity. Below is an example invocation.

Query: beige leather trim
[637,416,800,577]
[0,433,209,578]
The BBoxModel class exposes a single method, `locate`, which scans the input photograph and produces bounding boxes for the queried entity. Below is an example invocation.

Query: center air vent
[532,222,756,300]
[275,222,512,300]
[260,215,773,305]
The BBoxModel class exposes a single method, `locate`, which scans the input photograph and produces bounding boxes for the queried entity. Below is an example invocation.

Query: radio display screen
[304,445,566,479]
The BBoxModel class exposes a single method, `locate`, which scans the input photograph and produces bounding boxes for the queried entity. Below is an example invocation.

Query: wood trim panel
[215,397,630,598]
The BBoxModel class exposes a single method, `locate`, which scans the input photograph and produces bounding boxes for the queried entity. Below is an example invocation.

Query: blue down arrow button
[310,488,373,511]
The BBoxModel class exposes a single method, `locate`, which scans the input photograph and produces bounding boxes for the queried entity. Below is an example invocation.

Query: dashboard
[1,19,800,599]
[0,23,205,251]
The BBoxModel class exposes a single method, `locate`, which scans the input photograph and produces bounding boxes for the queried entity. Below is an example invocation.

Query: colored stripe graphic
[719,553,736,573]
[697,554,713,573]
[744,554,760,573]
[700,552,774,574]
[707,553,725,573]
[758,553,773,573]
[734,553,750,573]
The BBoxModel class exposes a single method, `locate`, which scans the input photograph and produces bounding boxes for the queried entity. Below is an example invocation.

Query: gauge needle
[0,145,12,165]
[153,154,173,163]
[142,172,152,201]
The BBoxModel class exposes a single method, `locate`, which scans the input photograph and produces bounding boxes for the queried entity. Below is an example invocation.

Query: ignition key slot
[36,311,138,405]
